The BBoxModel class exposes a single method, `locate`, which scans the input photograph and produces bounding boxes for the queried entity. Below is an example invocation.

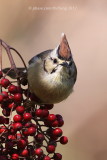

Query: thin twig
[1,40,18,75]
[9,47,27,70]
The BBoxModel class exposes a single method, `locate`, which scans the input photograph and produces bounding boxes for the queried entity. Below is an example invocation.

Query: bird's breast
[28,65,74,104]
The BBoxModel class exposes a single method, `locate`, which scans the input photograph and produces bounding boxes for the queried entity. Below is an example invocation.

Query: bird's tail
[2,68,27,79]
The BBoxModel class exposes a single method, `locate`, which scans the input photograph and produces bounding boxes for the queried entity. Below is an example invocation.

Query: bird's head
[44,33,77,80]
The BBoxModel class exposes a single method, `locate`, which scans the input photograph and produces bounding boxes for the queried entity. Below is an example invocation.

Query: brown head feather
[58,33,72,60]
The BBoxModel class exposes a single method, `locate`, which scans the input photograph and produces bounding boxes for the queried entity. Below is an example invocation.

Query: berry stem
[9,47,27,70]
[1,40,18,76]
[33,118,49,144]
[9,107,14,125]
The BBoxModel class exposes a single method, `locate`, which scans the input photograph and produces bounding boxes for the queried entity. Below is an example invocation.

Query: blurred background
[0,0,107,159]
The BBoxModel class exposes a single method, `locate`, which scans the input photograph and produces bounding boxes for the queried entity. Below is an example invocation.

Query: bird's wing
[2,68,27,79]
[3,50,53,79]
[28,49,53,65]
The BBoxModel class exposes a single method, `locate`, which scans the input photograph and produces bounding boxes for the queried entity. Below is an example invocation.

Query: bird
[3,33,77,104]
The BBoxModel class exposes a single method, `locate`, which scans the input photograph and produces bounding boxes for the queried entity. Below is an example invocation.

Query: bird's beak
[58,33,72,60]
[60,62,69,68]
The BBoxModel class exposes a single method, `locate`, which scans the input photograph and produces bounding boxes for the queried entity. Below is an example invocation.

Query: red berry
[0,95,3,103]
[1,78,10,88]
[14,93,22,102]
[8,85,17,94]
[31,123,37,128]
[23,113,32,121]
[47,114,56,122]
[35,133,45,142]
[9,95,14,101]
[42,109,49,117]
[11,154,19,160]
[16,133,22,139]
[35,109,43,117]
[1,104,5,109]
[51,120,59,127]
[2,91,8,99]
[56,114,64,127]
[34,148,43,156]
[8,103,16,109]
[2,148,8,155]
[27,127,36,136]
[8,135,16,140]
[22,128,29,136]
[0,126,7,133]
[56,114,63,120]
[0,156,8,160]
[6,143,14,151]
[20,149,29,157]
[54,153,62,160]
[46,145,56,153]
[58,119,64,127]
[13,115,22,122]
[45,104,54,110]
[2,108,10,117]
[13,122,22,131]
[16,106,25,114]
[52,128,63,137]
[5,141,14,149]
[24,122,32,128]
[10,127,17,134]
[16,86,22,93]
[4,118,9,124]
[43,156,51,160]
[17,139,27,148]
[0,116,5,124]
[60,136,68,144]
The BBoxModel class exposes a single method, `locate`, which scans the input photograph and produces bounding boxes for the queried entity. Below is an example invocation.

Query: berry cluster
[0,71,68,160]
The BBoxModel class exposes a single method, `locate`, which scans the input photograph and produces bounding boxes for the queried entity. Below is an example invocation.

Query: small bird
[3,33,77,104]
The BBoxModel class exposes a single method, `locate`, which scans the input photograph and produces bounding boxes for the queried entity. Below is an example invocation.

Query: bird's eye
[53,58,58,64]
